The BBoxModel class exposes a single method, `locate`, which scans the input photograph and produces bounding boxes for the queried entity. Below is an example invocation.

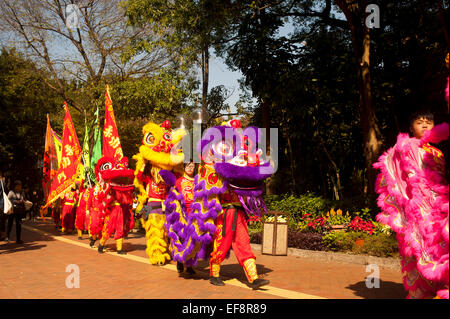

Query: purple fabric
[159,169,176,187]
[214,162,273,182]
[163,125,274,267]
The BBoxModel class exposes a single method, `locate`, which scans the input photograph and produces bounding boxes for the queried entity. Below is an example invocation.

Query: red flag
[102,85,124,161]
[44,103,82,209]
[42,114,60,203]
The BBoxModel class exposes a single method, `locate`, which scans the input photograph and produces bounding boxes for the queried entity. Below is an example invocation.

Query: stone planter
[262,211,288,256]
[330,224,346,232]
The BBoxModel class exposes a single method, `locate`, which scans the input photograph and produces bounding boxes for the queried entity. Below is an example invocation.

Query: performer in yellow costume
[133,120,185,265]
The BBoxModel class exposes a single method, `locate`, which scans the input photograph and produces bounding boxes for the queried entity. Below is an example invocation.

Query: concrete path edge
[250,243,401,272]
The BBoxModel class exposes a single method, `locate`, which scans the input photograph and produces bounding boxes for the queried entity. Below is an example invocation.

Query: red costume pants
[88,207,104,239]
[99,203,134,251]
[61,203,75,231]
[209,206,258,282]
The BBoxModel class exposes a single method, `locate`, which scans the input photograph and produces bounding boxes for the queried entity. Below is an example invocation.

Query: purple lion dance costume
[374,123,449,299]
[161,119,274,287]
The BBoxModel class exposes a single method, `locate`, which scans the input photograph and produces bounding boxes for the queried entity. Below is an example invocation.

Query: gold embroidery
[243,258,258,283]
[211,263,221,277]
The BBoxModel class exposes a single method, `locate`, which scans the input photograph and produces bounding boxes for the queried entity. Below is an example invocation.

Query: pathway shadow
[346,280,407,299]
[0,220,57,254]
[122,243,147,252]
[0,242,47,255]
[176,259,273,291]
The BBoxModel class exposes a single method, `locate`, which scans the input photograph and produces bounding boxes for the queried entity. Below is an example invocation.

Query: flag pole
[83,109,93,187]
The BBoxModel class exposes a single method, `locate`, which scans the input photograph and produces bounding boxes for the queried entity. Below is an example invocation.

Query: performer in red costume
[209,184,260,285]
[61,183,79,234]
[75,183,91,240]
[175,162,195,216]
[174,161,196,274]
[96,156,135,255]
[163,119,273,288]
[51,199,62,229]
[87,167,109,247]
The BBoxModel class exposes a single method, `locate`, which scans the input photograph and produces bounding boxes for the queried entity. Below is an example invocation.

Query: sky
[206,22,296,114]
[206,54,245,113]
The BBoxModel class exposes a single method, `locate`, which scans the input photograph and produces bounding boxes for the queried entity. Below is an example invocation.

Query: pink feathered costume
[374,123,449,299]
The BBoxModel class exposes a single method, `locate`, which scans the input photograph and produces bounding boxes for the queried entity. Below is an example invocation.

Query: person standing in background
[6,180,26,244]
[23,185,31,221]
[0,169,7,241]
[30,189,40,221]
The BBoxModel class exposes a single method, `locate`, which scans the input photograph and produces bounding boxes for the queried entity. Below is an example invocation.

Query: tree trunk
[438,0,450,49]
[335,0,382,195]
[285,130,297,194]
[261,98,275,195]
[201,45,209,117]
[318,136,343,200]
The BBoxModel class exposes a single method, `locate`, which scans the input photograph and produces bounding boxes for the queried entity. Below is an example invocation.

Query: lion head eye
[100,162,112,171]
[163,132,172,141]
[144,133,155,146]
[214,140,233,157]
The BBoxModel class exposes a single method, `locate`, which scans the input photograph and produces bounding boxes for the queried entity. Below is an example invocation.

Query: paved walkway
[0,219,406,299]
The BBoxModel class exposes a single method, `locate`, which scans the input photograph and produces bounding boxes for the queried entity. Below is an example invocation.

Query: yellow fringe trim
[141,215,171,265]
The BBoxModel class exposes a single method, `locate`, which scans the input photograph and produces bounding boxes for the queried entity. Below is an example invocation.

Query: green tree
[0,48,63,190]
[124,0,234,123]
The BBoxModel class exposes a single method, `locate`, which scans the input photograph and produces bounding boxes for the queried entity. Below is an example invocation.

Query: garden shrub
[249,229,325,251]
[328,194,379,220]
[265,192,329,223]
[288,231,325,251]
[322,231,366,252]
[249,231,262,244]
[322,231,398,257]
[359,233,399,257]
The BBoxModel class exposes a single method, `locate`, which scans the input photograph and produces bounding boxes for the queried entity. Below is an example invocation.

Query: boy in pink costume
[374,111,449,299]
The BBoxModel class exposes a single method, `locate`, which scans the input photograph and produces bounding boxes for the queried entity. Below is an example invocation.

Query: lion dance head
[133,120,186,211]
[95,156,134,204]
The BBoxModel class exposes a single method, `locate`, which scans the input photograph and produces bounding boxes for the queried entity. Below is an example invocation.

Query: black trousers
[7,213,22,241]
[0,213,6,234]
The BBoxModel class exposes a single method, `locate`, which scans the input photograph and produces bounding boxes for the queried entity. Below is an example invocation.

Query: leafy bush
[359,234,399,257]
[328,195,378,220]
[326,208,351,226]
[249,230,262,244]
[265,193,330,223]
[322,231,365,252]
[372,222,394,236]
[265,193,378,227]
[298,214,331,234]
[288,231,325,251]
[249,229,325,251]
[346,216,375,234]
[322,231,398,257]
[248,217,263,233]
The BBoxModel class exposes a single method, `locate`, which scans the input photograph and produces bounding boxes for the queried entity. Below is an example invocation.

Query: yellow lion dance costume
[133,120,186,265]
